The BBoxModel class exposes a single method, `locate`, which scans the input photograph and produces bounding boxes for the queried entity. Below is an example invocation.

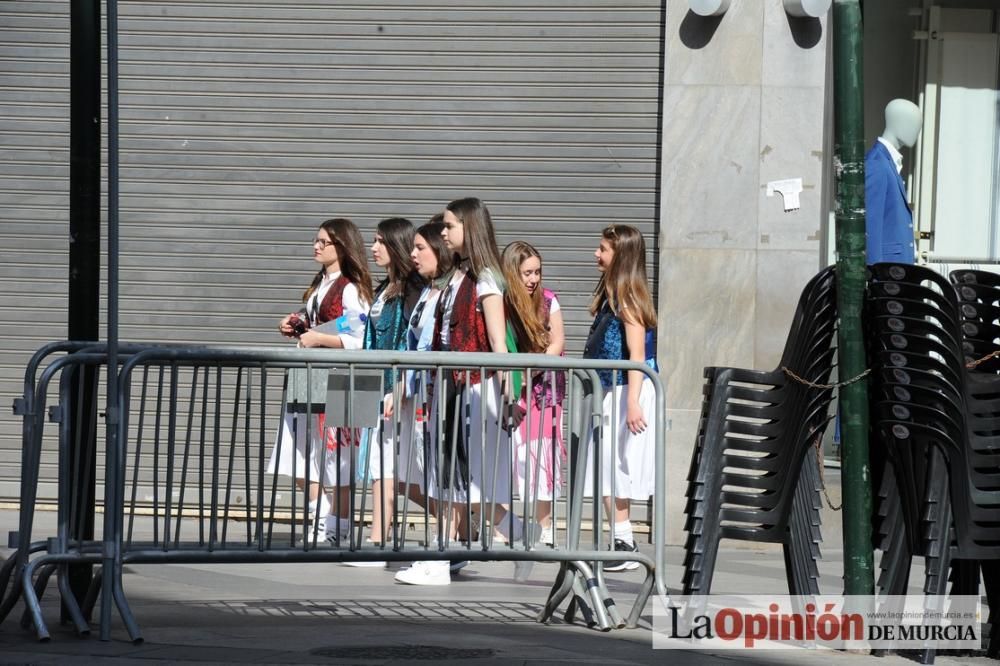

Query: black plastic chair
[682,266,836,596]
[867,263,1000,662]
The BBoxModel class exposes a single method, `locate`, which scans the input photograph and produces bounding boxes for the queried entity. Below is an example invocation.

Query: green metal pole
[833,0,873,596]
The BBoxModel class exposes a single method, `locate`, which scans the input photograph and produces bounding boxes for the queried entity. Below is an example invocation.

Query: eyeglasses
[313,238,335,249]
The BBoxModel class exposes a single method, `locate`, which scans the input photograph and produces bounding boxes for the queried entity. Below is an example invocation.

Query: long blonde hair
[445,197,504,289]
[589,224,656,328]
[502,241,548,353]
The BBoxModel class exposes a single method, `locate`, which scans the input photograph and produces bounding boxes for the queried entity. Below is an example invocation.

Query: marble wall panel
[665,0,763,87]
[754,249,824,368]
[661,85,761,250]
[757,86,827,251]
[761,0,829,88]
[663,407,700,545]
[659,248,756,410]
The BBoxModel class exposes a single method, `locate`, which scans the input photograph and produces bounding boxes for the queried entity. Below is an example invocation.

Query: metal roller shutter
[0,0,662,501]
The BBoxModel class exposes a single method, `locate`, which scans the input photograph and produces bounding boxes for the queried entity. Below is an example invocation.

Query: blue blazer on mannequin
[865,140,915,264]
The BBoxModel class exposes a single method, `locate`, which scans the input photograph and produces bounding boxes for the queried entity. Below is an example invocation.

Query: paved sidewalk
[0,484,994,665]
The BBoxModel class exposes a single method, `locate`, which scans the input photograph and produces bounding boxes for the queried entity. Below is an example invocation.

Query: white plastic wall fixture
[689,0,731,17]
[783,0,832,18]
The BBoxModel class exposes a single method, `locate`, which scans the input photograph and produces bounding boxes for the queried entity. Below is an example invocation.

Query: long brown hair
[445,197,504,289]
[303,218,374,304]
[375,217,416,301]
[502,241,548,353]
[589,224,656,328]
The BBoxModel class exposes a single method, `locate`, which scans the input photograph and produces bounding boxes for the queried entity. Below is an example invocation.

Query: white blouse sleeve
[339,283,368,350]
[476,268,503,300]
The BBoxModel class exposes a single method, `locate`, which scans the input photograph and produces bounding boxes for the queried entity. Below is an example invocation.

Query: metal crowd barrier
[1,343,667,642]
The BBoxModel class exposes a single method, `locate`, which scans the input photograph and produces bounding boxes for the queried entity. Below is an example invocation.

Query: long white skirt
[266,411,357,488]
[427,374,513,504]
[584,378,656,500]
[361,394,397,481]
[395,395,431,488]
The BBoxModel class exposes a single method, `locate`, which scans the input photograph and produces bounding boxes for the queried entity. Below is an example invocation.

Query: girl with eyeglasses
[583,224,658,573]
[269,217,373,546]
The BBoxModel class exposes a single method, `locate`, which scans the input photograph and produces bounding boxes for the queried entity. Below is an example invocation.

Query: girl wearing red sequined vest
[269,218,373,545]
[502,241,566,546]
[430,198,535,553]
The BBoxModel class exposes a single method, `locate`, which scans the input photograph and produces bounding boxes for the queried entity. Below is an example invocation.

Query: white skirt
[584,378,657,500]
[266,412,357,488]
[361,394,397,481]
[426,374,513,504]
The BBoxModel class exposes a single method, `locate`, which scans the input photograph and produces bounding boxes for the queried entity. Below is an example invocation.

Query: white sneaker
[539,524,554,546]
[394,560,451,586]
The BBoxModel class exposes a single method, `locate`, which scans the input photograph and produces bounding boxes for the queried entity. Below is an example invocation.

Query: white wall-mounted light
[783,0,832,18]
[689,0,731,17]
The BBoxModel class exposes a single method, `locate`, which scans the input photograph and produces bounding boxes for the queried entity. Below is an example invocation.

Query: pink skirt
[515,402,565,501]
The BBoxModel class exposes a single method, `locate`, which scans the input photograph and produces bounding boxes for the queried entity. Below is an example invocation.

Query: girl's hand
[501,400,527,431]
[298,330,323,348]
[382,393,394,419]
[626,399,647,435]
[278,314,295,337]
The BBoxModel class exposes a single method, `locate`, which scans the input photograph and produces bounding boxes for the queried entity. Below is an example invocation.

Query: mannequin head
[882,99,922,149]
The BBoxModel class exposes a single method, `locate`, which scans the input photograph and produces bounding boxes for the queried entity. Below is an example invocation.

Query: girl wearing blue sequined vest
[359,217,422,549]
[583,224,659,573]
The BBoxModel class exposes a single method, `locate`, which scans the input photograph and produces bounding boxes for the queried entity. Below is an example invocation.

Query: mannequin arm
[865,165,888,263]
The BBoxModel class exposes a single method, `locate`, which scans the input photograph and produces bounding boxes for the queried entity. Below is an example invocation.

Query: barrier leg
[626,563,656,628]
[0,554,23,624]
[19,559,51,640]
[112,566,142,644]
[573,561,612,631]
[82,566,102,622]
[537,562,576,623]
[56,564,90,635]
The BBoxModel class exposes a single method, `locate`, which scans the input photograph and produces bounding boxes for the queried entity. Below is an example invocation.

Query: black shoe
[603,539,640,572]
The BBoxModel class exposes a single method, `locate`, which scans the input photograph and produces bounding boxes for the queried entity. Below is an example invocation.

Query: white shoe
[539,524,554,546]
[394,560,451,586]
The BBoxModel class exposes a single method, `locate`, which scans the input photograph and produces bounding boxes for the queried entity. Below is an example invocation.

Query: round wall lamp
[688,0,731,17]
[783,0,832,18]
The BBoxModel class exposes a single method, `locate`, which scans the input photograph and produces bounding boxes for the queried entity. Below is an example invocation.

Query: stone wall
[658,0,830,544]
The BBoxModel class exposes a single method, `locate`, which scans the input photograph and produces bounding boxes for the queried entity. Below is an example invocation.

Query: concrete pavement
[0,471,995,665]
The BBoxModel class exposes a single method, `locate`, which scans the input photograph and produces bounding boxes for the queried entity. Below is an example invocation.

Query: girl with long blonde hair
[583,224,658,572]
[501,241,566,544]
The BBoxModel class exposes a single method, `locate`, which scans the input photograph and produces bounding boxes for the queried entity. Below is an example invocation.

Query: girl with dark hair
[393,216,467,586]
[429,198,533,561]
[501,241,566,545]
[269,217,373,545]
[356,217,419,555]
[583,224,658,572]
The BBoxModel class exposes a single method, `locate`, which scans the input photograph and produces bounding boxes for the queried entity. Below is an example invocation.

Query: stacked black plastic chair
[950,268,1000,659]
[682,266,837,596]
[867,263,1000,662]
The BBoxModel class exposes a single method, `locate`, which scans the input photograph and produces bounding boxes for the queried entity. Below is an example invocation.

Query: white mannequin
[881,98,922,150]
[865,98,921,264]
